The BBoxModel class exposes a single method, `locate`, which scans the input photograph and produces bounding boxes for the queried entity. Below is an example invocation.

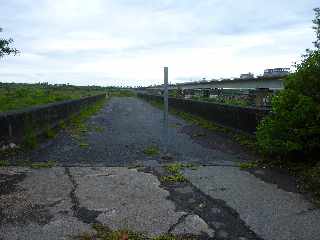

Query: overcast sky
[0,0,318,87]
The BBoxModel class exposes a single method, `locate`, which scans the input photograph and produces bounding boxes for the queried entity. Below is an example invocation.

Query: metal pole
[163,67,169,153]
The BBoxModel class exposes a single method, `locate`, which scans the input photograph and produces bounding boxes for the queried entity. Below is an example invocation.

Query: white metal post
[164,67,169,153]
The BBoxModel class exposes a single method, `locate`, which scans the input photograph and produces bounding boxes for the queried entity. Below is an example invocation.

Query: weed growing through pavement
[160,173,187,183]
[79,143,89,148]
[239,161,258,170]
[30,160,56,169]
[143,146,160,156]
[68,99,107,147]
[160,163,197,183]
[75,223,197,240]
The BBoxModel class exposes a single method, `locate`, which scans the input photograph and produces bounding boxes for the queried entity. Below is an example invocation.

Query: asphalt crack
[65,167,101,224]
[142,166,264,240]
[167,213,191,234]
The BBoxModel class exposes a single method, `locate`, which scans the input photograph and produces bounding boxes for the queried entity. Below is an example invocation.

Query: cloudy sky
[0,0,318,86]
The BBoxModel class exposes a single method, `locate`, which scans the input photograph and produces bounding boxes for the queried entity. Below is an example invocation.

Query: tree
[256,8,320,163]
[0,28,19,58]
[313,8,320,49]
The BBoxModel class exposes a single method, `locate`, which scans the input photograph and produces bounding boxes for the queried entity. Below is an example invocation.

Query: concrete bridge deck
[147,77,284,90]
[0,97,319,240]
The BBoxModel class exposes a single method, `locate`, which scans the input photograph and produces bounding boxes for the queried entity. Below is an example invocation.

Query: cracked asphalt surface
[1,97,320,240]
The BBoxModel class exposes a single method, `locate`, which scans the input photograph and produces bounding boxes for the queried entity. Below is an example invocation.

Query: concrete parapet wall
[138,93,270,134]
[0,94,106,145]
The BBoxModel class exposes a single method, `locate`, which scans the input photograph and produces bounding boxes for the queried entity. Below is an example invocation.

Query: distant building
[240,72,254,79]
[263,68,290,77]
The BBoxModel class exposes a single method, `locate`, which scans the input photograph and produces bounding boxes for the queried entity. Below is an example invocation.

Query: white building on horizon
[263,68,290,77]
[240,72,254,79]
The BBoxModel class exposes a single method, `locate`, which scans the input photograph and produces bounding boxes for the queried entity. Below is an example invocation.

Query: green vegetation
[166,163,196,173]
[239,161,258,170]
[0,159,56,169]
[15,159,32,167]
[16,97,107,151]
[257,9,320,164]
[256,8,320,203]
[0,82,107,112]
[0,27,19,58]
[143,10,320,203]
[0,160,9,167]
[68,98,107,143]
[75,224,196,240]
[143,146,160,156]
[160,173,187,183]
[45,127,57,139]
[30,160,56,169]
[79,143,89,148]
[233,133,257,150]
[300,166,320,205]
[160,163,197,183]
[23,129,38,149]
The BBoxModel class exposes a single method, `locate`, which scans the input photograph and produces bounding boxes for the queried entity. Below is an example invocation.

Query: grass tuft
[161,163,197,183]
[45,127,56,139]
[23,130,37,149]
[239,161,258,170]
[68,99,107,146]
[30,160,56,169]
[75,223,197,240]
[92,224,147,240]
[79,143,90,148]
[160,173,187,183]
[0,160,9,167]
[143,146,160,156]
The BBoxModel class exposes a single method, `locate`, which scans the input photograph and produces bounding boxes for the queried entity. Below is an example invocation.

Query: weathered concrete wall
[0,94,106,145]
[138,93,270,134]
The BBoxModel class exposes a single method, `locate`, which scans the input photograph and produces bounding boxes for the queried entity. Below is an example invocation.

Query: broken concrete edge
[0,167,215,239]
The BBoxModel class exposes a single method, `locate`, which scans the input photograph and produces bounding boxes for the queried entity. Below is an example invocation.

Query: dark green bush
[257,8,320,164]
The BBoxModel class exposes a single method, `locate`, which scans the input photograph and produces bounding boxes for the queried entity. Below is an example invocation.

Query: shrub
[256,8,320,164]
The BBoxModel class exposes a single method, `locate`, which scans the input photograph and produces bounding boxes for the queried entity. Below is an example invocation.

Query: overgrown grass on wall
[0,83,107,112]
